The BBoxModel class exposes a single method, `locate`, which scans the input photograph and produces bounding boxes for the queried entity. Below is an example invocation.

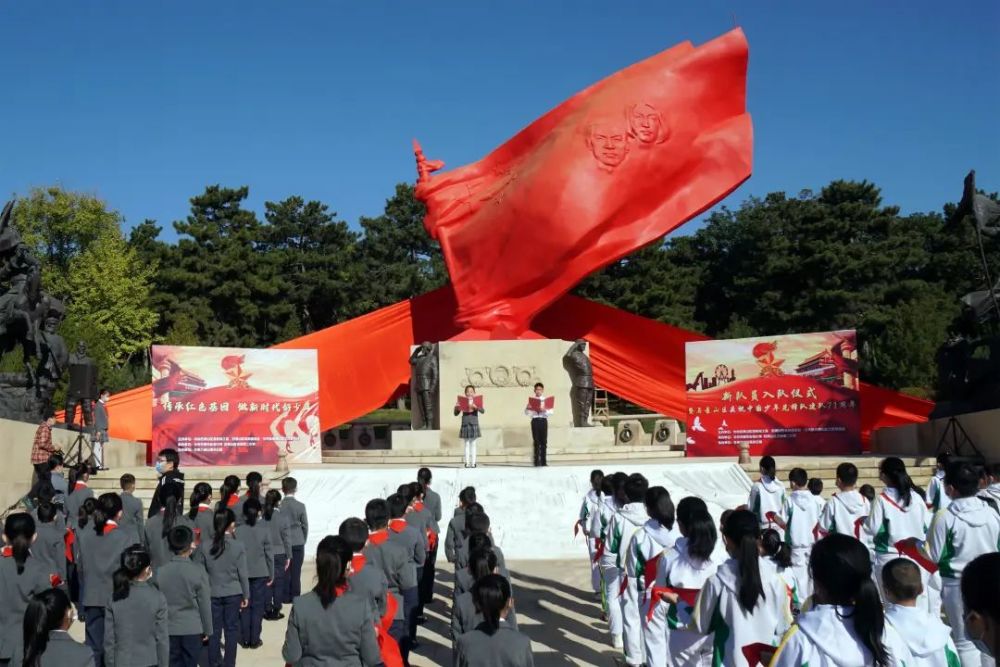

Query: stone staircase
[738,455,936,498]
[87,466,289,506]
[321,443,686,466]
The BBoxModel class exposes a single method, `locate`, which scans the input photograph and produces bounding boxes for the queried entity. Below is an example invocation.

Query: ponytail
[188,482,212,521]
[469,548,498,581]
[723,510,764,612]
[880,457,914,507]
[210,509,235,559]
[78,498,96,530]
[811,534,889,667]
[471,574,511,636]
[243,498,261,528]
[219,476,239,510]
[683,508,717,563]
[3,514,36,575]
[93,493,123,536]
[245,471,262,502]
[760,528,792,569]
[112,544,150,601]
[315,536,347,609]
[162,493,180,539]
[22,588,71,667]
[263,490,281,521]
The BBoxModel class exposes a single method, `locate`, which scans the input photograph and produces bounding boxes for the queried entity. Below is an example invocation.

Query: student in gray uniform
[117,475,144,543]
[185,483,215,551]
[407,480,438,625]
[282,536,381,667]
[194,509,248,667]
[32,504,67,586]
[20,588,93,667]
[31,483,65,533]
[454,533,510,600]
[64,465,95,525]
[262,490,291,621]
[69,498,97,622]
[232,472,263,526]
[338,518,387,623]
[281,477,308,602]
[455,513,507,572]
[144,483,189,570]
[215,477,240,514]
[416,468,441,621]
[105,545,168,667]
[445,487,477,565]
[154,526,212,667]
[76,493,137,667]
[234,499,272,650]
[387,493,424,655]
[451,549,520,658]
[455,574,533,667]
[363,499,410,652]
[1,514,60,667]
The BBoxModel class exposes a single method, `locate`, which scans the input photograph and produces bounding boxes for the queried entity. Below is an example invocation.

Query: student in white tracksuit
[608,474,650,665]
[578,469,605,596]
[746,456,788,534]
[984,463,1000,506]
[591,473,626,647]
[771,534,913,667]
[882,557,962,667]
[784,468,820,602]
[625,487,679,667]
[652,498,719,667]
[817,463,869,539]
[926,462,1000,667]
[926,453,952,514]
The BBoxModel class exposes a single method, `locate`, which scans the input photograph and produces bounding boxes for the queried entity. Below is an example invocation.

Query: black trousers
[531,417,548,466]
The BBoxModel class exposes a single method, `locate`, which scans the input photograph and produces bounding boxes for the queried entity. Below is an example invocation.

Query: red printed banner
[685,330,860,456]
[152,346,321,466]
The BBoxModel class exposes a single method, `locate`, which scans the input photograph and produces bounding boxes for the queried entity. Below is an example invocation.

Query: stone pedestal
[391,429,444,451]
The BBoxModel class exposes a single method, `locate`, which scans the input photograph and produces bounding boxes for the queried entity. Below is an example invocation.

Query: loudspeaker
[68,363,98,401]
[615,419,647,446]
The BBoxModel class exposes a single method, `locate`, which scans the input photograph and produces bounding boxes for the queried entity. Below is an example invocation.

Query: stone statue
[564,339,594,427]
[409,341,438,430]
[35,307,68,415]
[65,340,96,430]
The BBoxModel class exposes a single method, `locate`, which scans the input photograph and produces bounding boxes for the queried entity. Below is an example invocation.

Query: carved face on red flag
[415,29,752,334]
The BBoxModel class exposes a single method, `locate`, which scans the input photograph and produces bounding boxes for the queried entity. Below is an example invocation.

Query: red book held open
[528,396,554,412]
[456,395,484,412]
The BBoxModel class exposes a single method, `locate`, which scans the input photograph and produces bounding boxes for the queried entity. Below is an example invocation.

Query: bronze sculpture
[409,341,438,430]
[564,339,595,427]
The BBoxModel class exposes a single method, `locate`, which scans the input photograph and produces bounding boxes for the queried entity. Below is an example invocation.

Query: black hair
[759,455,776,477]
[93,493,123,536]
[808,478,824,495]
[810,534,889,667]
[989,462,1000,480]
[386,494,408,520]
[599,477,614,497]
[245,471,263,501]
[160,482,183,538]
[99,387,109,397]
[168,525,195,554]
[645,486,675,530]
[723,509,764,613]
[961,552,1000,621]
[676,496,707,526]
[760,528,792,569]
[396,484,414,505]
[263,489,282,521]
[936,452,951,467]
[158,448,180,468]
[36,503,57,524]
[945,461,981,498]
[471,574,511,636]
[467,512,491,535]
[837,462,859,486]
[365,499,389,530]
[281,476,298,494]
[417,467,432,485]
[22,588,71,667]
[112,544,151,601]
[242,497,262,527]
[533,382,544,390]
[42,408,56,421]
[466,532,493,554]
[219,475,240,509]
[68,463,93,491]
[4,514,36,574]
[469,548,498,581]
[119,473,136,490]
[32,479,55,506]
[46,454,63,471]
[463,503,484,535]
[339,518,370,553]
[788,468,808,488]
[590,469,604,492]
[880,457,914,507]
[685,508,717,562]
[458,486,477,507]
[188,482,213,520]
[315,535,347,609]
[611,472,629,503]
[78,497,97,530]
[210,509,235,559]
[464,384,475,393]
[859,484,876,502]
[881,557,922,601]
[624,473,648,504]
[408,481,424,501]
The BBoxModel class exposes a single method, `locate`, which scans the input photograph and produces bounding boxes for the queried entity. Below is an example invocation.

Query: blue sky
[1,1,997,240]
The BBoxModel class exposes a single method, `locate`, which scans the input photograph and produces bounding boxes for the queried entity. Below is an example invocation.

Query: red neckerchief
[102,520,119,536]
[368,529,390,546]
[413,501,425,513]
[388,519,407,533]
[1,546,11,557]
[198,505,212,513]
[351,553,366,574]
[227,495,239,507]
[74,481,88,492]
[880,491,904,512]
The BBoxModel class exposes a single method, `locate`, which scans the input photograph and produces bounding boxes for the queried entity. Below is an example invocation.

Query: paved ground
[71,558,620,666]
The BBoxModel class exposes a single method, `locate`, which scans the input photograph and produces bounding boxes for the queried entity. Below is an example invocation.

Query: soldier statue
[564,339,595,427]
[35,310,68,415]
[409,341,438,430]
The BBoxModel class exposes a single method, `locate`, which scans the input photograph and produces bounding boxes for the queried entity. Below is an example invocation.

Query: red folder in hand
[742,643,776,666]
[457,395,484,411]
[894,540,939,574]
[528,396,554,412]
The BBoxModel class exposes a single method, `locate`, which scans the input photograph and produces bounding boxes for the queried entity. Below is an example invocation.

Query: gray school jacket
[283,496,309,547]
[445,513,467,564]
[424,487,443,523]
[77,524,139,608]
[33,521,67,582]
[104,581,169,667]
[190,506,215,547]
[346,557,388,621]
[153,556,213,636]
[31,507,65,532]
[282,590,382,667]
[455,624,534,667]
[118,492,145,540]
[10,631,94,667]
[451,590,519,641]
[387,521,426,579]
[235,521,274,580]
[405,507,435,550]
[265,509,292,556]
[145,514,195,570]
[194,535,250,599]
[233,493,263,526]
[64,486,94,523]
[0,555,58,661]
[362,538,408,620]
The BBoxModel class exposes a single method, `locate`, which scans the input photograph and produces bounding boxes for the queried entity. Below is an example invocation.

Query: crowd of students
[580,454,1000,667]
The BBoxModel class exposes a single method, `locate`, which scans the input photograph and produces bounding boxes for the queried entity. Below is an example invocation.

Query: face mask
[154,462,165,474]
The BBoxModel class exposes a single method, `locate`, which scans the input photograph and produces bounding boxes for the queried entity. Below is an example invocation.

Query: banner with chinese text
[151,346,321,466]
[685,330,860,456]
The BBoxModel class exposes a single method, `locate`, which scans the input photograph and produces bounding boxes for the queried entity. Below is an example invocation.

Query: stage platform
[321,441,685,466]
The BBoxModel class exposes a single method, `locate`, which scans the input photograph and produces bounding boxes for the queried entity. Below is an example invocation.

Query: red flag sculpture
[415,29,752,333]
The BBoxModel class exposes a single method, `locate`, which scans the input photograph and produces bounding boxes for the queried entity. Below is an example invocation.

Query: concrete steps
[321,444,686,466]
[738,455,936,498]
[86,467,288,505]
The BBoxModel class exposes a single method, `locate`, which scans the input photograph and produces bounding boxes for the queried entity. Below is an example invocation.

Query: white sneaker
[612,634,623,649]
